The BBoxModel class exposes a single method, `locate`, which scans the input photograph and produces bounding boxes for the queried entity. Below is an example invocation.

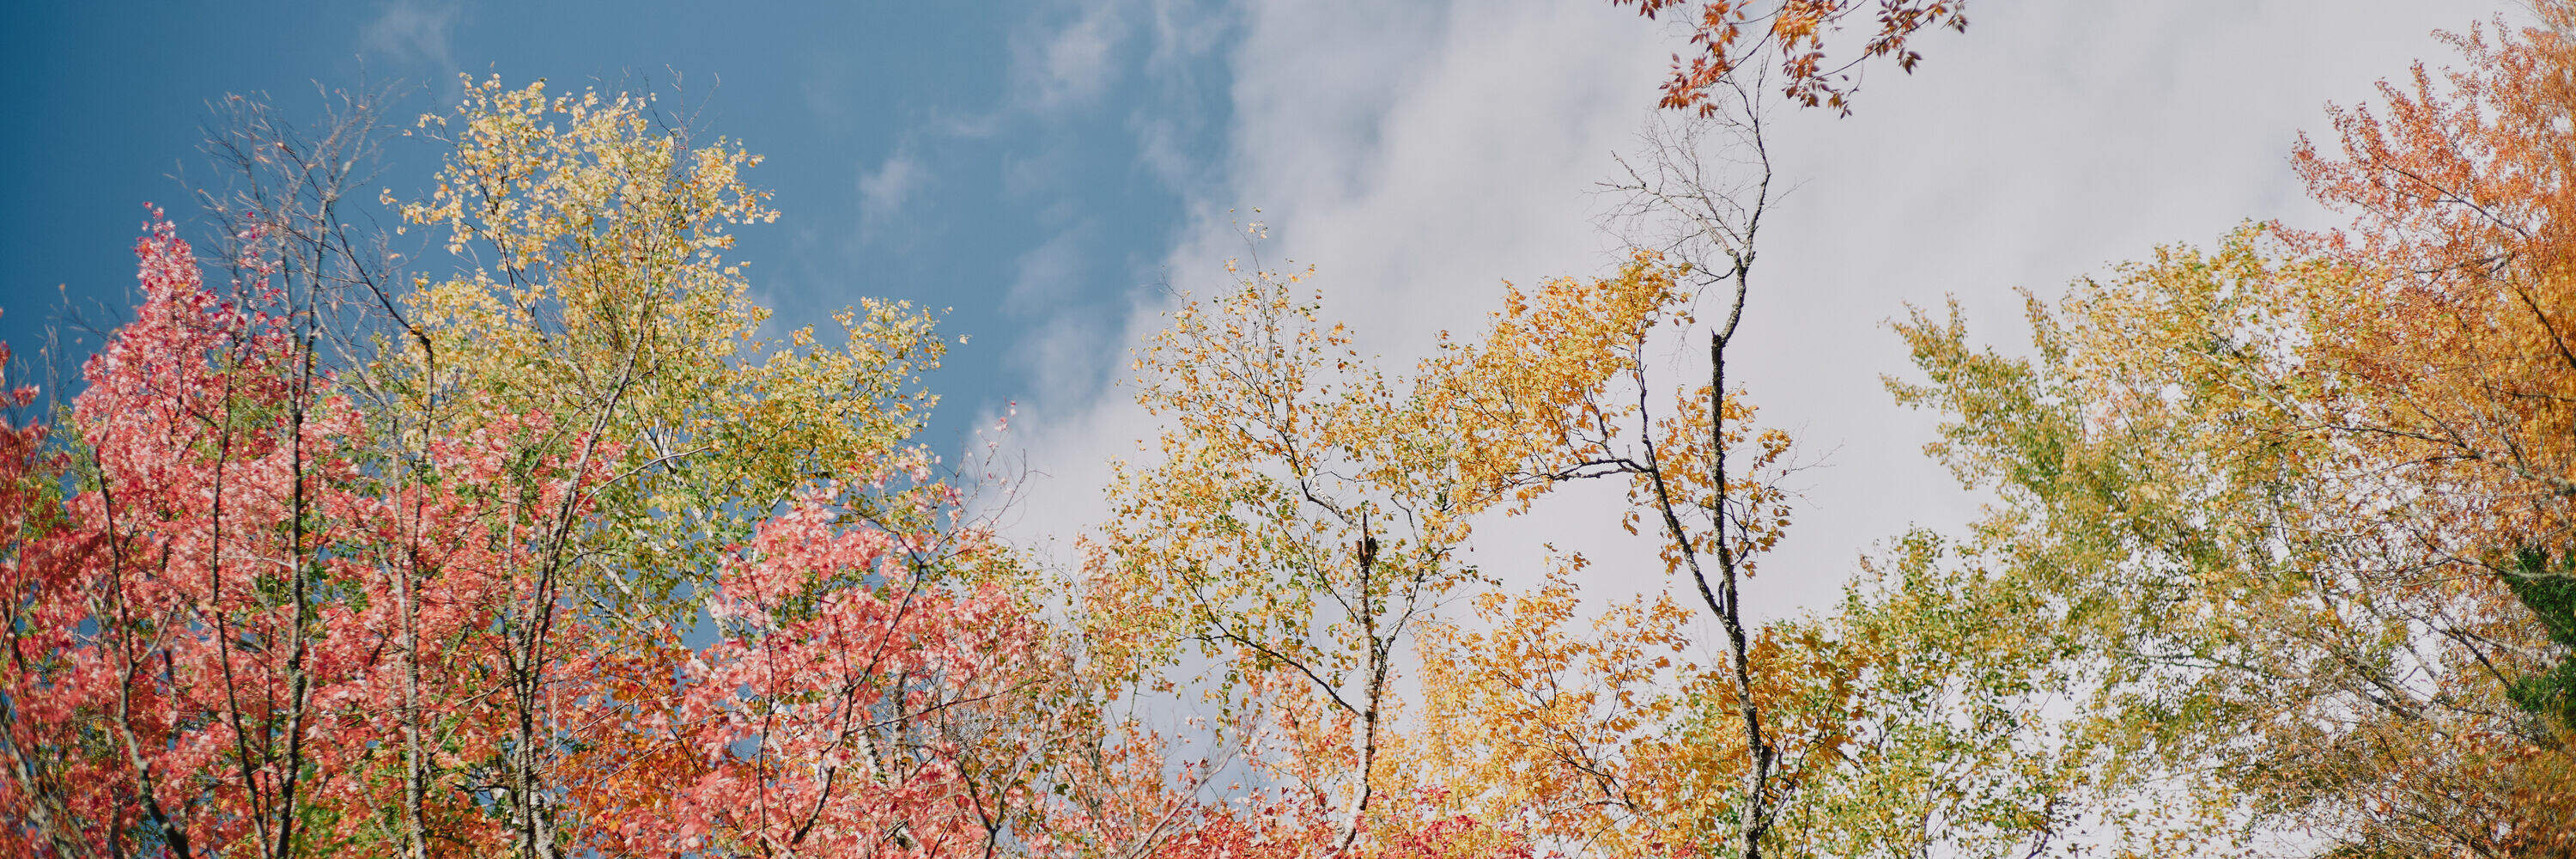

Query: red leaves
[0,217,1048,859]
[592,499,1040,858]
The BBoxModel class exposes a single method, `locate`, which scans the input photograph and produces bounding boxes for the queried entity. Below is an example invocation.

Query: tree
[0,79,1069,859]
[2283,6,2576,573]
[1393,261,2094,859]
[1091,248,1790,857]
[1571,3,1959,844]
[1888,221,2576,853]
[2279,9,2576,850]
[0,215,542,858]
[1402,254,1798,858]
[377,76,976,859]
[1088,256,1511,853]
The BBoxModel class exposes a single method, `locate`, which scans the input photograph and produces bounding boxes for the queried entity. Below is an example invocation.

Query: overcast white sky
[999,0,2507,623]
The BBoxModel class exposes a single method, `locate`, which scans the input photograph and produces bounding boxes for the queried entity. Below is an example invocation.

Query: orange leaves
[1097,232,1824,856]
[1413,253,1801,581]
[2247,8,2576,846]
[1609,0,1967,114]
[1398,570,1710,855]
[1096,256,1506,850]
[2287,6,2576,540]
[1416,255,1685,513]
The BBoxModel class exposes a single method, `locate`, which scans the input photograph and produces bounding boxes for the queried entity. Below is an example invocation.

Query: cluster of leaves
[1609,0,1967,113]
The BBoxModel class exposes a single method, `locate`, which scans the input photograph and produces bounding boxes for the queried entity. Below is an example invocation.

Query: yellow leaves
[376,76,958,640]
[1394,566,1712,854]
[401,76,773,284]
[1104,234,1814,856]
[1886,218,2576,853]
[1411,254,1689,510]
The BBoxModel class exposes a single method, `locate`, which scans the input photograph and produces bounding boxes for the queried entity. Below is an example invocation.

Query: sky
[0,0,2507,621]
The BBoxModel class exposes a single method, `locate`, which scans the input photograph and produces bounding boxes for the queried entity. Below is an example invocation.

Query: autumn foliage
[9,4,2576,858]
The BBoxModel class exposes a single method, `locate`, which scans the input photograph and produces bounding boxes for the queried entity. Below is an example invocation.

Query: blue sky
[1,0,2503,618]
[2,0,1231,448]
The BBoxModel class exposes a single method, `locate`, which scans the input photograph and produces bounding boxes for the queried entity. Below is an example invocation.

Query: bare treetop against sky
[14,1,2576,857]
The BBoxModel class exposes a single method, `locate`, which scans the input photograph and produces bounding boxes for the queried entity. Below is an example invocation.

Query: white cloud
[996,0,2504,632]
[998,228,1123,413]
[856,149,926,240]
[1005,228,1087,314]
[360,0,461,76]
[1016,3,1129,112]
[999,0,1678,601]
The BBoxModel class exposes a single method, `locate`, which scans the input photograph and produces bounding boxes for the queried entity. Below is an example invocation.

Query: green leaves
[2505,548,2576,731]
